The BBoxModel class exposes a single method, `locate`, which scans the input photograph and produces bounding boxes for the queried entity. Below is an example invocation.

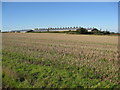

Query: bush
[102,31,110,35]
[91,28,110,35]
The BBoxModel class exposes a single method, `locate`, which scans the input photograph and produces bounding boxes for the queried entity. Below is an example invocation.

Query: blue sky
[2,2,118,32]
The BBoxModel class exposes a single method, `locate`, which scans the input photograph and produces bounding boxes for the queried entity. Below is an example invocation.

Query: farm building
[10,26,94,33]
[33,27,82,32]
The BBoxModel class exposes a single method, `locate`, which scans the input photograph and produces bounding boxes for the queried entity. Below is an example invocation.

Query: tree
[102,31,110,35]
[77,28,88,34]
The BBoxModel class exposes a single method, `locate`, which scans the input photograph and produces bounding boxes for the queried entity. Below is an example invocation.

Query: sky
[2,2,118,32]
[1,0,120,2]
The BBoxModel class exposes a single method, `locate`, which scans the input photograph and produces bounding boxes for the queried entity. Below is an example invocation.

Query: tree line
[70,28,112,35]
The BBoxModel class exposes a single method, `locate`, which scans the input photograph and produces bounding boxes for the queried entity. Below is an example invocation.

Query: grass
[2,51,117,88]
[2,33,120,88]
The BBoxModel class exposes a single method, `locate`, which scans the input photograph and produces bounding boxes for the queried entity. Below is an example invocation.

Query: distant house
[88,30,92,32]
[91,28,100,33]
[20,31,27,33]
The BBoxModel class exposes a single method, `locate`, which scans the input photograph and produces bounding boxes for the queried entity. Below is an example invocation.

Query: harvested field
[2,33,119,88]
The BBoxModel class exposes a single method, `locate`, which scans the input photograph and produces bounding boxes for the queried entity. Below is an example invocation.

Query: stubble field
[2,33,120,88]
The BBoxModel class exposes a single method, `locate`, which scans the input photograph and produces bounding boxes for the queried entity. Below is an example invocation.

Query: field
[2,33,120,88]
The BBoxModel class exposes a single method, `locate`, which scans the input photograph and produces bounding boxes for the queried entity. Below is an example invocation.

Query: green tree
[102,31,110,35]
[77,28,88,34]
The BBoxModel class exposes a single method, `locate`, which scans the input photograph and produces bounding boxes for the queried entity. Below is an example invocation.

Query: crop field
[2,33,120,88]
